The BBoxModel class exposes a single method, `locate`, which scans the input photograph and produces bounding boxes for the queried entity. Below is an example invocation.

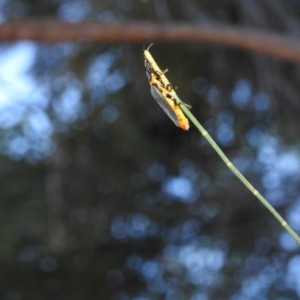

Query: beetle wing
[150,84,180,127]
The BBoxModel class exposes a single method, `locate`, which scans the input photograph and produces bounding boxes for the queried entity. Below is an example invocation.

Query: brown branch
[1,19,300,62]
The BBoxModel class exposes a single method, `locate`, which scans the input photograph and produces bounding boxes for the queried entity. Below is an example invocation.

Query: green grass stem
[180,103,300,245]
[144,45,300,245]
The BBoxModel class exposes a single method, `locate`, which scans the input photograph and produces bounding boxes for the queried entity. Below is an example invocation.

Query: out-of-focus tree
[1,1,300,300]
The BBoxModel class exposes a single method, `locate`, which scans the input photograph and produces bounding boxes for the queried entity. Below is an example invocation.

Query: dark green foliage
[1,0,300,299]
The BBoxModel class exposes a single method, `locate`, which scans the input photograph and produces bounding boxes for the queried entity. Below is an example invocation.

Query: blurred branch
[1,19,300,62]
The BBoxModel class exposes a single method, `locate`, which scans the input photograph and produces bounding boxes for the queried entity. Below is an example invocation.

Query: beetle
[143,42,190,130]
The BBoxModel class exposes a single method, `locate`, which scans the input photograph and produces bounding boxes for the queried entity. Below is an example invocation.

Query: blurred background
[1,0,300,299]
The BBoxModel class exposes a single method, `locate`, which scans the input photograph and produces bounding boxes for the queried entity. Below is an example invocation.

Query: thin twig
[2,20,300,62]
